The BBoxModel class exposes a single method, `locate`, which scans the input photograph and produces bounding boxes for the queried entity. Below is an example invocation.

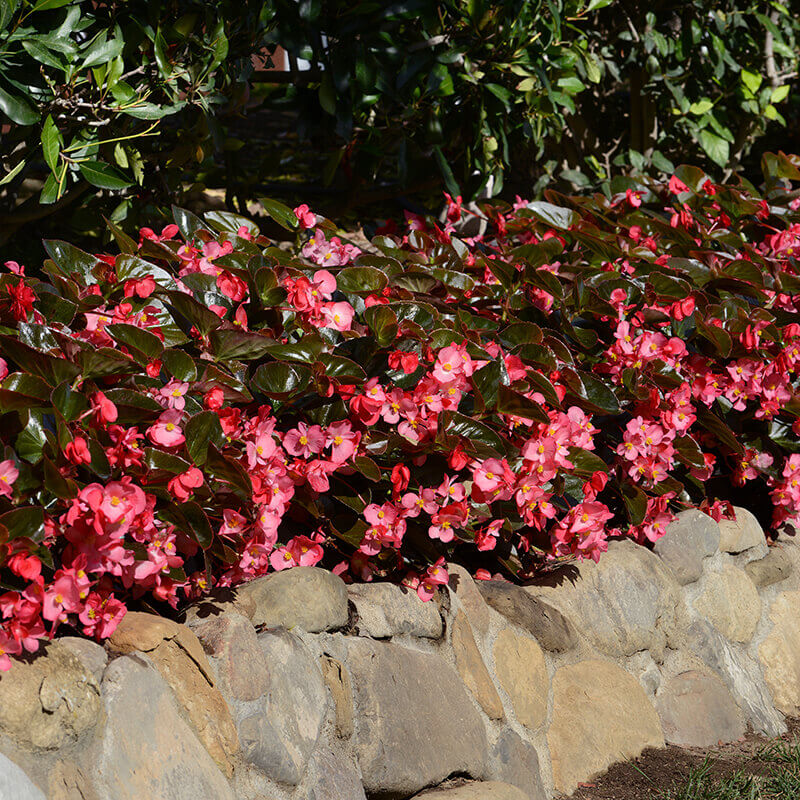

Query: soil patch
[568,719,800,799]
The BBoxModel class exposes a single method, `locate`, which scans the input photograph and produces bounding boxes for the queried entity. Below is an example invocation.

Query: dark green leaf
[259,197,298,230]
[51,382,88,422]
[336,266,389,294]
[107,324,164,360]
[364,304,398,347]
[78,160,132,190]
[252,361,312,399]
[159,501,213,549]
[185,411,225,466]
[0,506,45,543]
[209,329,274,362]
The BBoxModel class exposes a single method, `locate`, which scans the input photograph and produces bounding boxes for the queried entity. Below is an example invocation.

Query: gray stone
[529,539,683,660]
[181,587,257,627]
[57,637,108,682]
[301,748,366,800]
[693,566,761,643]
[745,549,793,588]
[719,507,766,555]
[236,629,326,785]
[106,611,238,776]
[346,638,489,799]
[237,567,348,632]
[653,509,720,585]
[0,753,45,800]
[626,651,662,698]
[489,729,547,800]
[415,782,529,800]
[686,619,786,736]
[349,582,442,639]
[655,670,745,747]
[547,659,664,795]
[92,655,235,800]
[193,612,269,702]
[478,581,576,652]
[0,641,100,750]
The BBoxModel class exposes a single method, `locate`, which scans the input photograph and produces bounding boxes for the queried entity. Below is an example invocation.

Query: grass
[660,740,800,800]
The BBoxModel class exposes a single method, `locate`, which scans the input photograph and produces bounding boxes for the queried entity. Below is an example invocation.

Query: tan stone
[745,548,793,588]
[451,612,504,720]
[492,629,548,731]
[547,659,664,795]
[417,781,529,799]
[448,564,491,637]
[349,582,443,638]
[0,641,100,749]
[693,566,761,643]
[107,611,183,653]
[146,638,240,776]
[49,762,99,800]
[107,610,238,775]
[718,506,766,554]
[320,655,355,739]
[759,591,800,714]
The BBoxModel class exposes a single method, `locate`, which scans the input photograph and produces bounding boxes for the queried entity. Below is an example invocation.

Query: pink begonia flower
[219,509,248,538]
[254,507,281,546]
[167,467,204,501]
[147,410,185,447]
[0,460,18,499]
[283,422,326,458]
[0,630,22,671]
[293,204,316,229]
[471,458,507,493]
[270,546,297,571]
[247,430,278,469]
[326,420,360,463]
[158,380,189,410]
[400,488,438,518]
[42,571,82,623]
[90,390,118,425]
[65,436,91,465]
[240,540,271,575]
[428,502,468,543]
[320,301,355,331]
[99,481,147,526]
[306,459,336,492]
[79,593,126,639]
[417,558,449,602]
[287,535,324,566]
[0,358,7,380]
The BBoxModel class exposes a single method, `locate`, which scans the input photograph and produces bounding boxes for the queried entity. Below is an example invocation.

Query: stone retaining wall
[2,506,800,799]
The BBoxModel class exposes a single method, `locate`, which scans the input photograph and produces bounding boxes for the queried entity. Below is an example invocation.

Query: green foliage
[0,0,271,245]
[262,0,800,196]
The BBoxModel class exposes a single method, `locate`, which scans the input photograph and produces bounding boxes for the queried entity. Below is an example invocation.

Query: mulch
[567,718,800,800]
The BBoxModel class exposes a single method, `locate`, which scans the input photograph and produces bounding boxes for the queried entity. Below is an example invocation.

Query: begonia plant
[2,154,800,668]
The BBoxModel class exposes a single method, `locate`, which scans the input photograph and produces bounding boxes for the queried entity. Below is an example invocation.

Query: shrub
[262,0,800,196]
[0,0,270,246]
[1,155,800,666]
